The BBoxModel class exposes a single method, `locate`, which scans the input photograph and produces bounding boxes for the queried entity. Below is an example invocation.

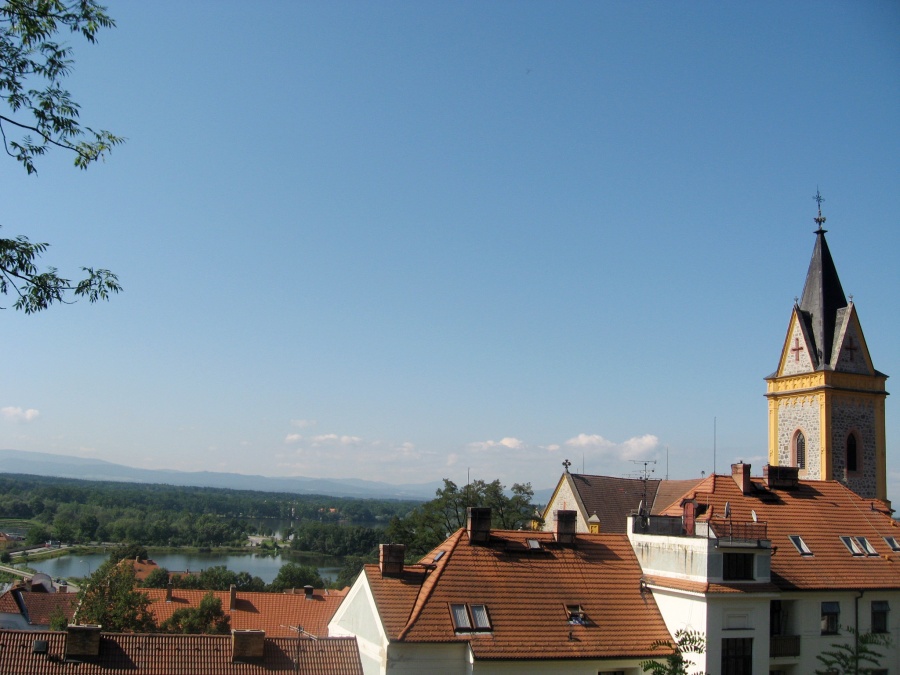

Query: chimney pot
[165,583,173,602]
[303,585,314,599]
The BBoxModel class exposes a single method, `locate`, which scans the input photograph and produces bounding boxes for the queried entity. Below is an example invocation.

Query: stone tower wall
[830,396,877,498]
[777,396,821,479]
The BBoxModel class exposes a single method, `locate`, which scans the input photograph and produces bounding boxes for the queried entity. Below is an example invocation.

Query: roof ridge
[397,528,464,640]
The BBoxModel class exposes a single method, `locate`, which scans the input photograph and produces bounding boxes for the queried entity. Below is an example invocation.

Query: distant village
[1,215,896,674]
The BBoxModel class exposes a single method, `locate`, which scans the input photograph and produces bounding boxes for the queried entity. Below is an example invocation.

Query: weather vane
[813,188,827,231]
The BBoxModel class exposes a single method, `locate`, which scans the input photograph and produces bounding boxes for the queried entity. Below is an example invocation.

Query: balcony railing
[769,634,800,657]
[632,515,768,546]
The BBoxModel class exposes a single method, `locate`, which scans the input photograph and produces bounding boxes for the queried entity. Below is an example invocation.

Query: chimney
[731,462,752,494]
[229,584,237,610]
[65,625,101,659]
[165,583,173,602]
[555,510,577,545]
[467,507,492,545]
[379,543,406,577]
[763,464,799,489]
[231,629,265,662]
[303,585,314,600]
[57,581,68,594]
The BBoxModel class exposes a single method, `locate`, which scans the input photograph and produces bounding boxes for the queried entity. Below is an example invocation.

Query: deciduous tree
[815,626,891,675]
[75,560,156,632]
[1,0,122,313]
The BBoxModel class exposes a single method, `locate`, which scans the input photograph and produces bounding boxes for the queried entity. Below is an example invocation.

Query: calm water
[30,551,342,585]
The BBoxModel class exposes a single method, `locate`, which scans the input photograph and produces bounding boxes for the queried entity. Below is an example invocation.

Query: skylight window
[840,536,864,556]
[450,604,472,630]
[856,537,878,556]
[432,551,446,563]
[526,538,541,550]
[884,536,900,553]
[566,604,587,625]
[449,603,492,632]
[789,535,813,556]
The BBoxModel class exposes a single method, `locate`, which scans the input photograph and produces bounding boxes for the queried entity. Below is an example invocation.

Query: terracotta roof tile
[146,589,345,637]
[19,593,78,625]
[0,629,363,674]
[367,529,673,661]
[658,475,900,591]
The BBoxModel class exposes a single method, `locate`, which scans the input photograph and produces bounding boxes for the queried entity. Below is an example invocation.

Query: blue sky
[2,1,898,498]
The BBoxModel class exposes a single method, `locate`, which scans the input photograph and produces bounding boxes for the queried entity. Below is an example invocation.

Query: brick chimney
[732,462,752,494]
[65,625,101,659]
[555,510,577,545]
[165,583,173,602]
[763,464,799,489]
[303,585,314,600]
[379,543,406,577]
[231,629,265,662]
[467,507,491,545]
[229,584,237,610]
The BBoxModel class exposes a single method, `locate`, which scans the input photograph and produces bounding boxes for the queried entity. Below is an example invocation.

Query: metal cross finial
[562,459,572,473]
[813,188,827,230]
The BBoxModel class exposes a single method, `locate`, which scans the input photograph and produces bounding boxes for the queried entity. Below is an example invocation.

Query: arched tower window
[847,433,858,473]
[794,431,806,470]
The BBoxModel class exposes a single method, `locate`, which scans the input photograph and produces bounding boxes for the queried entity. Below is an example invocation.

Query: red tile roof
[365,528,674,661]
[146,588,346,637]
[0,629,363,674]
[657,474,900,591]
[0,589,78,626]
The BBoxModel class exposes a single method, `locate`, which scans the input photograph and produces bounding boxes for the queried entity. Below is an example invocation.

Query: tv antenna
[630,460,657,513]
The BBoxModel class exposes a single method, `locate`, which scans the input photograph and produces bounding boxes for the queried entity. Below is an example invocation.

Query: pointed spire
[797,191,847,368]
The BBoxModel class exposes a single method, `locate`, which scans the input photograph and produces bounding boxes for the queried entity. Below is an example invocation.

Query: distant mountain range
[0,449,555,503]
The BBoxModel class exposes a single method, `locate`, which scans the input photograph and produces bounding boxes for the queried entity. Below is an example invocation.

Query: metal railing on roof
[631,515,768,547]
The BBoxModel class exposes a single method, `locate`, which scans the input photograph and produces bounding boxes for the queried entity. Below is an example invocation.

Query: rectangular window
[840,536,864,556]
[872,601,889,634]
[856,537,878,556]
[884,536,900,552]
[789,535,813,556]
[449,604,471,630]
[721,637,753,675]
[566,604,586,625]
[470,604,491,630]
[821,601,840,635]
[723,552,754,580]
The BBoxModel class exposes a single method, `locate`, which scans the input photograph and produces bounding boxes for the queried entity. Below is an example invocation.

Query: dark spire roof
[797,199,847,369]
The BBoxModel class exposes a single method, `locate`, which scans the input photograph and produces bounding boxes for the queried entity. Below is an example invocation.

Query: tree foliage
[75,560,156,632]
[384,478,535,557]
[269,562,324,593]
[1,0,123,173]
[640,629,706,675]
[1,0,123,312]
[815,625,891,675]
[160,591,230,635]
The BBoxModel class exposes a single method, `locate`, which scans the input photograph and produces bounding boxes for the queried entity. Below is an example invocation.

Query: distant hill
[0,449,445,500]
[0,449,555,504]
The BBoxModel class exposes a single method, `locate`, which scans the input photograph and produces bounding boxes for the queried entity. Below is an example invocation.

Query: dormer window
[449,603,491,632]
[565,604,587,625]
[789,535,813,556]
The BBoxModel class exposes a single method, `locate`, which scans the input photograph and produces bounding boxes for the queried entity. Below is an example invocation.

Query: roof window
[449,603,491,632]
[565,604,587,625]
[840,536,864,556]
[526,538,542,550]
[789,535,813,556]
[432,551,446,563]
[884,536,900,552]
[856,537,878,556]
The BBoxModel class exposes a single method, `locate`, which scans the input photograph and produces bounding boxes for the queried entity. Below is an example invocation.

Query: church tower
[765,195,889,501]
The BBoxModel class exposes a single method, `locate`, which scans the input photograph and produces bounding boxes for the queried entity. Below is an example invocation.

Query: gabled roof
[797,226,847,369]
[364,529,673,661]
[657,473,900,591]
[146,588,347,637]
[0,588,77,626]
[547,473,702,533]
[0,629,363,675]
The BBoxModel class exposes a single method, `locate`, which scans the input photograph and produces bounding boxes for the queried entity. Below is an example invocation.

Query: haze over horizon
[2,3,898,501]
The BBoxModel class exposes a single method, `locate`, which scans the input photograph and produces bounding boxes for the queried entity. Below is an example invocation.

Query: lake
[30,550,342,585]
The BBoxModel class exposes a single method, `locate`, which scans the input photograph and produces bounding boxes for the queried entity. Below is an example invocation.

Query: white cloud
[311,433,362,446]
[1,406,39,422]
[284,433,303,444]
[469,437,524,451]
[291,419,316,429]
[446,452,459,467]
[564,432,659,460]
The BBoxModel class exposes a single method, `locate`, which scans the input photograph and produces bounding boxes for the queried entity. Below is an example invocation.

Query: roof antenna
[713,417,717,476]
[813,188,827,232]
[630,460,657,512]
